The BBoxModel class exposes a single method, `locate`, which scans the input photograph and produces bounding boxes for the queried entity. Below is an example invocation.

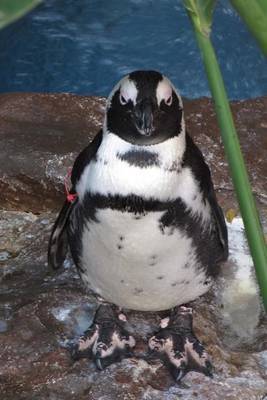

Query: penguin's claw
[70,324,99,360]
[70,305,136,369]
[148,306,213,382]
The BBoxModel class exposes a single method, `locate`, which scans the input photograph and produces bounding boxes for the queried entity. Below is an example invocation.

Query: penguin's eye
[165,95,172,106]
[120,94,128,105]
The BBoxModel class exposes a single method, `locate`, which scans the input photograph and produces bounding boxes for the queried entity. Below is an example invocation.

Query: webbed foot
[71,304,136,370]
[148,306,213,382]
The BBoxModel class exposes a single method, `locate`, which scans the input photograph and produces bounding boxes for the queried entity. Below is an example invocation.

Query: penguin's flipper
[206,183,229,261]
[184,133,228,261]
[48,129,103,270]
[48,198,77,270]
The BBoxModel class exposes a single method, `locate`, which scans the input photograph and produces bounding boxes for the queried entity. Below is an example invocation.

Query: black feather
[48,199,76,270]
[47,130,103,270]
[71,130,103,186]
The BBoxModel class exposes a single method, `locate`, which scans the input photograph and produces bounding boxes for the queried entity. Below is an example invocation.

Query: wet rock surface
[0,93,267,399]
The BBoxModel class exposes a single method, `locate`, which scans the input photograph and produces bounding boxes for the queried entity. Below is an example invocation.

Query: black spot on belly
[171,279,187,287]
[117,150,159,168]
[159,223,165,235]
[117,244,123,250]
[149,255,158,266]
[157,276,164,280]
[119,235,124,241]
[120,279,125,283]
[133,288,144,295]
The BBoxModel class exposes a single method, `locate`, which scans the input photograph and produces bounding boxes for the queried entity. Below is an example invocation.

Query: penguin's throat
[76,129,187,203]
[102,130,186,171]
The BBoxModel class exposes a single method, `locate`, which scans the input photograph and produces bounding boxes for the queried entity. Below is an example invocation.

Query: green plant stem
[230,0,267,55]
[191,26,267,310]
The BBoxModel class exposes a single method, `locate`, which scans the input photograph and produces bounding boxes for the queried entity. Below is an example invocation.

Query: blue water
[0,0,267,99]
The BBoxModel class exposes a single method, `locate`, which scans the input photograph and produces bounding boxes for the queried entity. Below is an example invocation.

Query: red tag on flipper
[64,168,78,203]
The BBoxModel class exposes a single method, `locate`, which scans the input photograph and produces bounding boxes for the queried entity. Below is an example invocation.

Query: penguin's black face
[106,70,184,146]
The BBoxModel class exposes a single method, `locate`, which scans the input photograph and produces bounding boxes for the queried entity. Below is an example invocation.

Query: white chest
[80,208,209,311]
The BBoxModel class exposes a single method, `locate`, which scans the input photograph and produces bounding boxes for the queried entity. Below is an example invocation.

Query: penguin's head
[105,70,184,146]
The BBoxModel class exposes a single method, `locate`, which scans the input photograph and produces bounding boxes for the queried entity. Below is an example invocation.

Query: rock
[0,94,266,399]
[0,93,105,212]
[0,93,266,212]
[184,97,267,213]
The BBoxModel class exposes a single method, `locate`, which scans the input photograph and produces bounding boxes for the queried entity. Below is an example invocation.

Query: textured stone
[0,93,105,212]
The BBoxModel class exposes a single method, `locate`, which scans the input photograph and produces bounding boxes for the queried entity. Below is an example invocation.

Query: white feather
[81,208,209,311]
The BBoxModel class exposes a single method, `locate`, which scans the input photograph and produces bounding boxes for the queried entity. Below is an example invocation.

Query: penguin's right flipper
[48,198,77,270]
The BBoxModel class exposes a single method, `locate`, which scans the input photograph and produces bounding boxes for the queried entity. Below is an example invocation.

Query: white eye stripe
[156,76,183,110]
[156,77,174,107]
[119,77,138,105]
[106,76,138,109]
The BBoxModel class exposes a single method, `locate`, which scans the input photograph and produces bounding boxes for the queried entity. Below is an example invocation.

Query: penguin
[48,70,228,381]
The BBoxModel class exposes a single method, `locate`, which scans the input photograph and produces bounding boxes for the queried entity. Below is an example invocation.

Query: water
[0,0,267,99]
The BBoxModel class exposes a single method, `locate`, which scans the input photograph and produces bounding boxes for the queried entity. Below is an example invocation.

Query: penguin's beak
[133,99,154,136]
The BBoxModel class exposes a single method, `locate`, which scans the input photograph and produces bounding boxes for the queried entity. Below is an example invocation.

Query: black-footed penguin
[48,70,228,381]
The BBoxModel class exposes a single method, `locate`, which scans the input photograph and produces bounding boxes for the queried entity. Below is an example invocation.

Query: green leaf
[0,0,42,30]
[182,0,217,37]
[230,0,267,55]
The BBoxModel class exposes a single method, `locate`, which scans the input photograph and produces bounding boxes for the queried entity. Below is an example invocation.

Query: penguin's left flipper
[48,130,103,270]
[148,306,213,382]
[70,304,136,370]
